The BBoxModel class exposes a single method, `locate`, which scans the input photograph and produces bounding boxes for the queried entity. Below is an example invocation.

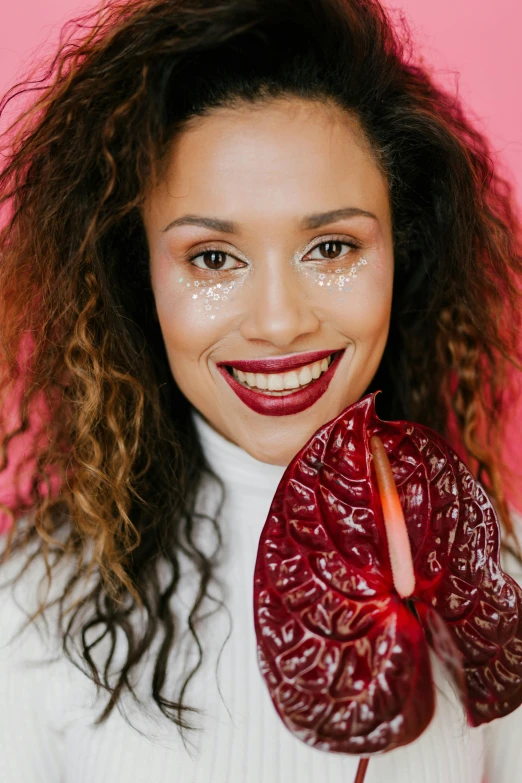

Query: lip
[216,349,345,417]
[216,348,336,374]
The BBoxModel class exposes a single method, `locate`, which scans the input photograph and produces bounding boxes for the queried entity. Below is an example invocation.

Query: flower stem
[354,758,370,783]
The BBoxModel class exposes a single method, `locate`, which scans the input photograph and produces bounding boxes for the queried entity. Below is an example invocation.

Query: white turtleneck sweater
[1,407,522,783]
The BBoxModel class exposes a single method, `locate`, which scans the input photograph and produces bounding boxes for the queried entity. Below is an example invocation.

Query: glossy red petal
[370,415,522,725]
[253,392,522,755]
[253,394,435,754]
[390,422,522,726]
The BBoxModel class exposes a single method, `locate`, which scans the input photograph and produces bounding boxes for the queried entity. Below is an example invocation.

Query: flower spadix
[370,435,415,599]
[253,393,522,755]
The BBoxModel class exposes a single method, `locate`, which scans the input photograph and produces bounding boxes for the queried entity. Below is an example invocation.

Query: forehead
[148,98,390,228]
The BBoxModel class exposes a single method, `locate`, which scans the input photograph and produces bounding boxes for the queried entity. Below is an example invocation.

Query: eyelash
[186,236,361,274]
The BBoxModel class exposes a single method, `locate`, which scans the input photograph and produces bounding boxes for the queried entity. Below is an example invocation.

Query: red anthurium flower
[253,392,522,757]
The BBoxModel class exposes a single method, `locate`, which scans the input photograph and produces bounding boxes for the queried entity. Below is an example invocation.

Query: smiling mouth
[224,350,341,396]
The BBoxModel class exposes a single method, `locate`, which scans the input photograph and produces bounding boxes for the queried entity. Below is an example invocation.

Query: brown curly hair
[1,0,521,744]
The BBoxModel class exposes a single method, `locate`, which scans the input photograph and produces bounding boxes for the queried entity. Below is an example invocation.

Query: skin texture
[142,97,394,465]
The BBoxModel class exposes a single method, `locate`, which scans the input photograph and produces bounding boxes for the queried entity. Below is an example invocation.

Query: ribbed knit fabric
[1,406,522,783]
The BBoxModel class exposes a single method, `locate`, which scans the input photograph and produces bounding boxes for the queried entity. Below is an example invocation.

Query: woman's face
[142,97,394,465]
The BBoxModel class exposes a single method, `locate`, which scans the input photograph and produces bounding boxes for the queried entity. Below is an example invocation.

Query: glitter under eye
[178,274,242,316]
[294,256,368,300]
[177,253,367,313]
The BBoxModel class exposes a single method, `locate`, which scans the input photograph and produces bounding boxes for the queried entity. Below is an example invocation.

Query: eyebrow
[160,206,378,234]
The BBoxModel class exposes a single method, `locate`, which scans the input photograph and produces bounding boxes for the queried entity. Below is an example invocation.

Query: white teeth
[267,374,284,391]
[298,365,313,385]
[255,373,268,390]
[230,352,337,392]
[310,362,321,380]
[283,371,300,390]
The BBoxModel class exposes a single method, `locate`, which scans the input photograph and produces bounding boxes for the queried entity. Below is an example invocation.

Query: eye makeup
[176,275,242,319]
[161,235,246,319]
[292,255,368,300]
[172,235,370,318]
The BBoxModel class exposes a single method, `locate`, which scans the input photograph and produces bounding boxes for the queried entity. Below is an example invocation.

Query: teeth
[268,374,284,391]
[310,362,321,380]
[283,371,300,390]
[298,365,312,385]
[230,353,336,393]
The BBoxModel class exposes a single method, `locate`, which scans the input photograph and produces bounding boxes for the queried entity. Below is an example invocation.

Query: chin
[241,436,303,467]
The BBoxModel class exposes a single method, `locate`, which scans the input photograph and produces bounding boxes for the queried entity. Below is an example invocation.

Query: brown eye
[201,250,227,269]
[320,241,343,259]
[305,240,357,262]
[189,249,240,272]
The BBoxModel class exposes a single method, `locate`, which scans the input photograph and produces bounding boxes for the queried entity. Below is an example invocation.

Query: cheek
[344,270,392,341]
[154,287,218,361]
[152,293,217,400]
[151,247,246,328]
[298,254,393,341]
[150,268,208,362]
[150,255,243,375]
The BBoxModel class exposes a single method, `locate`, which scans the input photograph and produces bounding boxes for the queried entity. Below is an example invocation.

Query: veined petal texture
[253,393,522,755]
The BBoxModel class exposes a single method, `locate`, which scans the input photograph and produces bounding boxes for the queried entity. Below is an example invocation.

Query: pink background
[1,0,521,508]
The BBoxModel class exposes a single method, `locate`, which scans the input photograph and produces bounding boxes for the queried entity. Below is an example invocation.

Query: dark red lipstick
[217,348,335,375]
[216,349,345,416]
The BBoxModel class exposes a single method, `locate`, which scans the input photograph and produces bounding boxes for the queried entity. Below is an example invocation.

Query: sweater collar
[190,407,288,494]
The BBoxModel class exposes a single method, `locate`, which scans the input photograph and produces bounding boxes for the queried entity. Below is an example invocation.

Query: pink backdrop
[1,0,521,510]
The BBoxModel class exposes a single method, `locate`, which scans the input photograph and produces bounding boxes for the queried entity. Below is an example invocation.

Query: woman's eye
[187,240,358,271]
[305,240,356,261]
[189,250,240,271]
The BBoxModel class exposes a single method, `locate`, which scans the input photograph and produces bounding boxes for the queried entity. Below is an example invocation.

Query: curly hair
[1,0,521,744]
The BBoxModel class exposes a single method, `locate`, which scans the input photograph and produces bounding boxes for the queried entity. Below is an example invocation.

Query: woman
[1,0,521,780]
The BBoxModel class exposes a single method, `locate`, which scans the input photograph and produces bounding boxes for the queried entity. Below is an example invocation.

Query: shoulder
[0,539,85,780]
[481,504,522,781]
[0,546,55,659]
[0,530,93,717]
[0,531,129,749]
[0,539,77,691]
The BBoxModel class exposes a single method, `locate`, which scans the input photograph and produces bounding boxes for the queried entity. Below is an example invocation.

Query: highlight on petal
[370,435,415,599]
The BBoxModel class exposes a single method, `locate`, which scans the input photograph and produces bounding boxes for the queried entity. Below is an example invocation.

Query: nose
[239,255,320,347]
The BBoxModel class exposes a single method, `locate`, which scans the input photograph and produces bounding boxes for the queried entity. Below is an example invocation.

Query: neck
[190,407,288,494]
